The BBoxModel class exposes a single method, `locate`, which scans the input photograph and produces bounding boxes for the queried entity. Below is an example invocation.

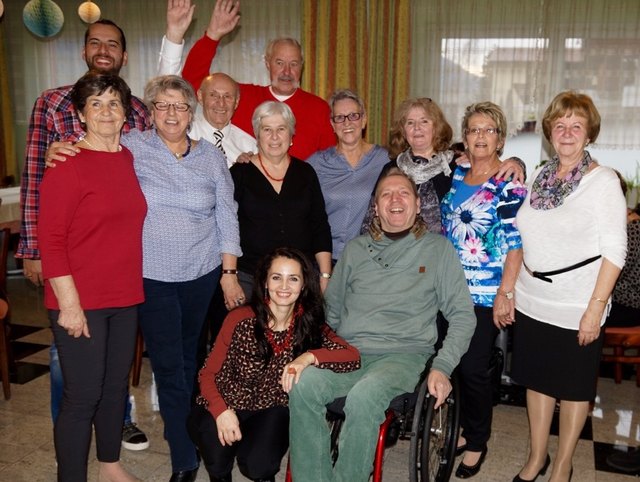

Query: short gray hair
[328,89,366,116]
[252,101,296,138]
[265,37,304,63]
[143,75,197,113]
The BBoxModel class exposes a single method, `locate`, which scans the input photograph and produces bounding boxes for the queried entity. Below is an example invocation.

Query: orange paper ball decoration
[78,1,101,24]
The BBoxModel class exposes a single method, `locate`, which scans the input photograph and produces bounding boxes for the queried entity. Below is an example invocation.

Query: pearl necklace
[258,153,289,182]
[81,137,122,152]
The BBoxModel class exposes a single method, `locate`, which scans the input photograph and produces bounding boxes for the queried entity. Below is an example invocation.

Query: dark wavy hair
[252,247,325,362]
[71,71,132,119]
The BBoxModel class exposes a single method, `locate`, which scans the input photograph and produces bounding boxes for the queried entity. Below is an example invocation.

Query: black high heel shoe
[512,454,551,482]
[455,447,488,479]
[169,468,199,482]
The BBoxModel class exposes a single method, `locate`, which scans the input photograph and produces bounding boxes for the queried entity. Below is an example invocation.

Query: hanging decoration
[23,0,65,38]
[78,1,101,24]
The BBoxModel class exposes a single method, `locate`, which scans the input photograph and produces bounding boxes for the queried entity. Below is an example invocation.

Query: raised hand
[166,0,196,43]
[206,0,241,41]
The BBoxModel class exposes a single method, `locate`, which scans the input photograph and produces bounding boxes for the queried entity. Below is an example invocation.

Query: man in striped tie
[189,72,257,167]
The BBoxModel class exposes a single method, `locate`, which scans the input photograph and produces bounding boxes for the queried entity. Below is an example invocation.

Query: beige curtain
[0,20,16,181]
[410,0,640,149]
[6,0,638,171]
[302,0,411,146]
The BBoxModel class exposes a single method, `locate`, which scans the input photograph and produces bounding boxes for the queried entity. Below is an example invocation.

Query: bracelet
[591,296,607,304]
[320,272,332,279]
[222,269,238,275]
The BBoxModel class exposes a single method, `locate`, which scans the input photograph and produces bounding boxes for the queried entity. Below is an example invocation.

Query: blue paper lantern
[23,0,65,38]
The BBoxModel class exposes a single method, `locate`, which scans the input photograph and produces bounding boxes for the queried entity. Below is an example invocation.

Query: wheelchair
[285,363,460,482]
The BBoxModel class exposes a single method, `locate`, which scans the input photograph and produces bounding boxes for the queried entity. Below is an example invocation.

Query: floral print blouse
[441,166,527,307]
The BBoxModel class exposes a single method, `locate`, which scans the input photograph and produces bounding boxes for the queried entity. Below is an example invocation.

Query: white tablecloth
[0,186,21,233]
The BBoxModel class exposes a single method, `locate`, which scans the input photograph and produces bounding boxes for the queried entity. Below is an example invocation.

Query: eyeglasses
[465,127,500,136]
[152,101,191,112]
[331,112,363,123]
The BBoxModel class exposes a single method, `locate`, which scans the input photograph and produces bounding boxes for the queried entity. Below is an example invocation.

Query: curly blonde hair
[388,98,453,159]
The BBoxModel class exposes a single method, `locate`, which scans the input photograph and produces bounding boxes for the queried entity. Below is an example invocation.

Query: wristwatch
[497,289,514,300]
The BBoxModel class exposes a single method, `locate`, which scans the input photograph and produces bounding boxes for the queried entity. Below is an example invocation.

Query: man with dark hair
[18,18,150,452]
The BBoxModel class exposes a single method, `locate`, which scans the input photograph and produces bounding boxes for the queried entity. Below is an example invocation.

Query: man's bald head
[197,72,240,130]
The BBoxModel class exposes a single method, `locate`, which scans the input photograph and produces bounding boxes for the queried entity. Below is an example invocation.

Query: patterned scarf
[396,148,453,184]
[530,151,593,210]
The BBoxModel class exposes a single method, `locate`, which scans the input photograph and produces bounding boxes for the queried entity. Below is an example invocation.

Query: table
[0,186,21,234]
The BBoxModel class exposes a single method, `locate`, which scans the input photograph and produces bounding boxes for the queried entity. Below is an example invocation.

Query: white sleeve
[157,36,184,76]
[595,168,628,269]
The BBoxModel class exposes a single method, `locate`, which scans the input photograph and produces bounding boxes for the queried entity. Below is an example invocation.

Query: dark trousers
[138,269,218,472]
[458,305,499,452]
[50,306,138,482]
[196,284,228,395]
[188,404,289,480]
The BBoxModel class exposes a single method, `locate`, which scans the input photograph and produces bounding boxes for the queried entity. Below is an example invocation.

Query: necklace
[258,153,289,182]
[81,136,122,152]
[471,162,500,177]
[265,315,296,356]
[173,135,192,160]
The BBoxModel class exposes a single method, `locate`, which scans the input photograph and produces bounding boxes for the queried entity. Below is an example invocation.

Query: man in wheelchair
[286,167,476,482]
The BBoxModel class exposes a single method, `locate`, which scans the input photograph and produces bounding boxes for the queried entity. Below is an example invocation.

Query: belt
[523,255,601,283]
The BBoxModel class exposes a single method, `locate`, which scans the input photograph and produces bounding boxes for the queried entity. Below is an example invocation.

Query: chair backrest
[0,227,9,295]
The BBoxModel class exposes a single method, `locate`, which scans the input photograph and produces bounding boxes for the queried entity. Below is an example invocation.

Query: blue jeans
[50,343,133,425]
[138,268,218,472]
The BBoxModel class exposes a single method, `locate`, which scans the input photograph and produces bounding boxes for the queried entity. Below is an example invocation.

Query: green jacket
[325,232,476,376]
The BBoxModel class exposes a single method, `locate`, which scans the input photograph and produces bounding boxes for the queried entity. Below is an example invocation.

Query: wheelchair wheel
[409,374,460,481]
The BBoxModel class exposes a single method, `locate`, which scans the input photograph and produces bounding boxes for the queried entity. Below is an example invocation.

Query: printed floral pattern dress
[441,166,527,307]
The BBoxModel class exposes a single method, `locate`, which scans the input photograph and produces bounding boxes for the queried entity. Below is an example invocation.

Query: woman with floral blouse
[441,102,526,479]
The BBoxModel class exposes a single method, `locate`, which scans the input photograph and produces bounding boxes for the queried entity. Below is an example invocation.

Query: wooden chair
[0,227,10,295]
[0,297,10,400]
[0,227,11,400]
[602,326,640,387]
